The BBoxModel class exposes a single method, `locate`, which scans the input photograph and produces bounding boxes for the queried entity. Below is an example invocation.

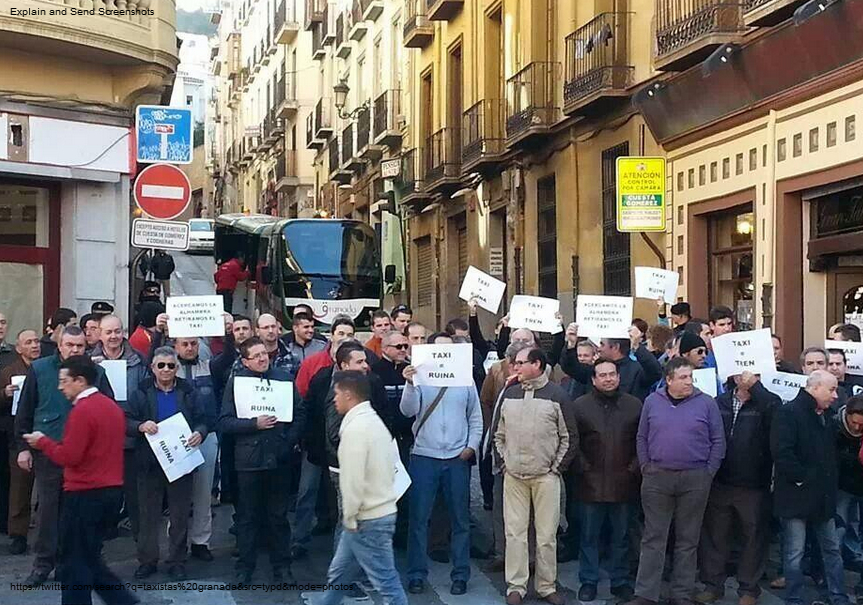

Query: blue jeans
[836,491,863,567]
[292,454,322,548]
[407,454,471,583]
[782,518,850,605]
[579,502,631,588]
[322,514,407,605]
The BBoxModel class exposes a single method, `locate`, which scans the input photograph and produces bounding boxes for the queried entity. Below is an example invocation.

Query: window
[537,176,557,298]
[415,236,433,307]
[601,143,631,295]
[186,95,194,106]
[709,205,755,330]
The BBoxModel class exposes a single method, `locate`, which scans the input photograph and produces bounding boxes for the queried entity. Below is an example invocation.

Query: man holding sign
[125,346,206,582]
[220,337,306,586]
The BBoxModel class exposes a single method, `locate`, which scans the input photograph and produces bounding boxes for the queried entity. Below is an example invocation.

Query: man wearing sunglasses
[679,332,708,369]
[126,346,206,582]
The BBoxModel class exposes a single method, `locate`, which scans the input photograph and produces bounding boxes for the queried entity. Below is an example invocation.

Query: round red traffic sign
[133,163,192,220]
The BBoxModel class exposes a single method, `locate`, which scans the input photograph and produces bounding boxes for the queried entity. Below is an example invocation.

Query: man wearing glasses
[126,346,206,581]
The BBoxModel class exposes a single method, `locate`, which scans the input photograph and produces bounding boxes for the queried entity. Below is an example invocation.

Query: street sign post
[615,157,666,232]
[131,219,190,251]
[134,163,192,220]
[136,105,194,164]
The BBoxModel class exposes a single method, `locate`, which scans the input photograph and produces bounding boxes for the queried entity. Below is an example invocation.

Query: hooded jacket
[494,374,577,479]
[837,405,863,497]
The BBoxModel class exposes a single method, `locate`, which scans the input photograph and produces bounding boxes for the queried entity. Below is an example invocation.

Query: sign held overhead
[458,266,506,314]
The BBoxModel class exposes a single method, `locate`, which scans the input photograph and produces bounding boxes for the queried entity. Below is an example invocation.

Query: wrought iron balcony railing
[373,89,402,146]
[505,61,561,142]
[462,99,505,168]
[424,127,461,185]
[654,0,745,69]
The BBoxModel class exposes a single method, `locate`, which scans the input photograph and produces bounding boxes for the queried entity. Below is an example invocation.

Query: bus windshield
[282,221,380,280]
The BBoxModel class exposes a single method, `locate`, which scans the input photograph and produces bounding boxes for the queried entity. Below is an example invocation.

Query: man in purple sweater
[626,357,726,605]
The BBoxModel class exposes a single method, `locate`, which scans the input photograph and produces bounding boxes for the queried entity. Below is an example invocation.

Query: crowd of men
[2,294,863,605]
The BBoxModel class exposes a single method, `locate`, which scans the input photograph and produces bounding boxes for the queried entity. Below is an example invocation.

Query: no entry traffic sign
[134,163,192,220]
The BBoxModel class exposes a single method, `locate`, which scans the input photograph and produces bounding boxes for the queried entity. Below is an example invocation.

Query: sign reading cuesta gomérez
[616,157,666,233]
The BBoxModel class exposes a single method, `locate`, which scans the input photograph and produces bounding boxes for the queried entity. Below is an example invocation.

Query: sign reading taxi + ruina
[616,157,666,232]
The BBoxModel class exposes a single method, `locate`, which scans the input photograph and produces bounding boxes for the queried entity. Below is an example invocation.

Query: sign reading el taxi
[616,157,666,233]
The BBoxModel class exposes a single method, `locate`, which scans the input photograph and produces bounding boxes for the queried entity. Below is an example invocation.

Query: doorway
[828,268,863,327]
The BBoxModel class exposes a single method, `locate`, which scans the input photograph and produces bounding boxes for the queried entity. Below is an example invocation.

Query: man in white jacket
[322,371,407,605]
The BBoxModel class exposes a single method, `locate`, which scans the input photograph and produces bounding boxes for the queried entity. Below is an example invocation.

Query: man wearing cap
[90,302,114,318]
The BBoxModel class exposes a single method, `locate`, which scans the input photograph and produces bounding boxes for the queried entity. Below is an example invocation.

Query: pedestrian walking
[495,347,575,605]
[321,370,408,605]
[149,249,175,297]
[23,355,137,605]
[213,254,249,314]
[14,326,114,587]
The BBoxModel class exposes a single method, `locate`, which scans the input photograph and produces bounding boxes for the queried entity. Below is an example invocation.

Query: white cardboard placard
[100,360,127,401]
[145,413,204,483]
[692,368,718,397]
[763,371,807,403]
[392,439,411,500]
[825,340,863,376]
[10,375,25,416]
[458,266,506,314]
[233,376,294,422]
[712,328,776,380]
[410,343,474,388]
[575,295,634,339]
[634,266,679,304]
[166,295,225,338]
[508,295,562,334]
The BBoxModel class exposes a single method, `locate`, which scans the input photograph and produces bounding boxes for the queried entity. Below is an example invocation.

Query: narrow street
[170,251,217,297]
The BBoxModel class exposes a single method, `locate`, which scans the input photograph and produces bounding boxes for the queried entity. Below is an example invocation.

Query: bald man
[770,369,849,605]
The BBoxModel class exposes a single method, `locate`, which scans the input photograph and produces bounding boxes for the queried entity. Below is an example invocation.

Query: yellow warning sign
[616,157,666,232]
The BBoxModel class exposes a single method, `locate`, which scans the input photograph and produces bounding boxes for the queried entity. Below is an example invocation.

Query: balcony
[362,0,384,21]
[427,0,463,21]
[305,0,325,30]
[654,0,746,71]
[505,61,561,146]
[404,0,434,48]
[357,106,382,160]
[350,0,369,41]
[400,148,433,205]
[314,98,334,140]
[341,123,364,172]
[262,34,272,62]
[306,112,326,150]
[743,0,808,26]
[424,128,461,194]
[336,12,352,59]
[312,24,326,60]
[275,0,301,44]
[563,13,634,116]
[276,73,299,119]
[374,90,403,147]
[275,150,303,191]
[323,3,337,45]
[329,137,352,184]
[462,99,506,173]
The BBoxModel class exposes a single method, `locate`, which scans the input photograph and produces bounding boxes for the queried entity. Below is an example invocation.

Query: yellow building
[636,0,863,356]
[0,0,177,334]
[398,0,667,332]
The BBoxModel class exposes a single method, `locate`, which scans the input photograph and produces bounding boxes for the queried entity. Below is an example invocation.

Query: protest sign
[10,375,25,416]
[575,295,633,339]
[712,328,776,379]
[166,295,225,338]
[100,360,127,401]
[233,377,294,423]
[763,371,808,402]
[458,266,506,314]
[692,368,718,397]
[508,295,562,334]
[145,413,204,482]
[825,340,863,376]
[392,439,411,500]
[410,343,474,387]
[634,267,679,304]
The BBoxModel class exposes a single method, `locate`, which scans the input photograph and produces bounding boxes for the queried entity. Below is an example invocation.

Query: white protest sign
[825,340,863,376]
[10,375,25,416]
[458,266,506,314]
[392,439,411,501]
[712,328,776,380]
[166,295,225,338]
[575,295,634,339]
[233,377,294,422]
[763,371,807,402]
[508,295,562,334]
[692,368,718,397]
[634,267,679,304]
[99,360,127,401]
[145,413,204,482]
[410,343,474,387]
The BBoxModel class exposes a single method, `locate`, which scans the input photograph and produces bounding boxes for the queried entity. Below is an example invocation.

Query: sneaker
[24,569,50,587]
[611,586,635,602]
[133,564,157,580]
[346,584,369,601]
[168,564,187,581]
[695,590,723,604]
[579,584,597,602]
[190,544,213,562]
[408,579,425,594]
[738,596,758,605]
[9,536,27,555]
[543,592,565,605]
[451,580,467,595]
[506,592,524,605]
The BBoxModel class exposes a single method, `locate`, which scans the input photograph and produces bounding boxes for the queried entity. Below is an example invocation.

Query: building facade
[0,0,178,337]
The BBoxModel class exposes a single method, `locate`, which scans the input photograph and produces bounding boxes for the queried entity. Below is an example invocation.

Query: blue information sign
[135,105,194,165]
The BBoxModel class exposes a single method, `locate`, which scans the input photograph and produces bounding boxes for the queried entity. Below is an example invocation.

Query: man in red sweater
[214,255,250,314]
[24,355,137,605]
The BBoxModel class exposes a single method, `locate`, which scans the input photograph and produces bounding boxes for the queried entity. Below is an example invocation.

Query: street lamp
[333,78,369,120]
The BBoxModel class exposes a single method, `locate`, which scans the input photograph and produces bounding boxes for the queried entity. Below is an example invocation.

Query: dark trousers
[579,502,632,588]
[59,488,137,605]
[699,483,770,597]
[137,467,192,566]
[236,467,292,574]
[479,445,494,507]
[33,452,64,572]
[217,290,233,314]
[120,453,139,539]
[563,471,581,550]
[8,446,33,538]
[634,468,712,602]
[0,431,10,533]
